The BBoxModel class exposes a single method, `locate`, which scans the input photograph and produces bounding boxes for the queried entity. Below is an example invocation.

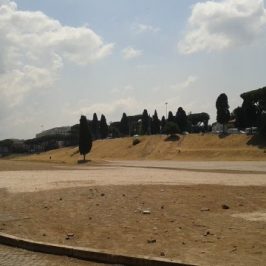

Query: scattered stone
[59,198,62,201]
[65,237,70,240]
[142,210,151,214]
[160,252,165,257]
[239,203,244,207]
[122,194,126,197]
[67,233,74,237]
[160,189,165,192]
[101,193,105,197]
[153,227,158,230]
[89,217,92,220]
[161,205,164,209]
[204,231,210,236]
[182,242,186,245]
[222,204,230,210]
[170,220,175,223]
[200,208,210,212]
[147,239,156,244]
[42,233,46,237]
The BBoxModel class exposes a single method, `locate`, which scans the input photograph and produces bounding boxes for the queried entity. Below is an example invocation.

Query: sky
[0,0,266,139]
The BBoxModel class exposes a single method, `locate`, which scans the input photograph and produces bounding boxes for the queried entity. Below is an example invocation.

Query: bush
[163,122,180,135]
[132,138,141,146]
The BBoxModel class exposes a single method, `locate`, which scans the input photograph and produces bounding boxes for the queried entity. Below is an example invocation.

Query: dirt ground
[13,134,266,164]
[0,160,265,265]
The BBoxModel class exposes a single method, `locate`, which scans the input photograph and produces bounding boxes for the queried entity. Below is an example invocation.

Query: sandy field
[0,160,265,265]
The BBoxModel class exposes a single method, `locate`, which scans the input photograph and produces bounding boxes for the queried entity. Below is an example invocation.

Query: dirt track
[0,160,265,266]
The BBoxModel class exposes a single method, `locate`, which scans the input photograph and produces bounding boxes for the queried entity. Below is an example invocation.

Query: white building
[36,126,71,138]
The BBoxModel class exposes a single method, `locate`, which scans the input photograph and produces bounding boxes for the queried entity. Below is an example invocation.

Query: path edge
[0,232,195,266]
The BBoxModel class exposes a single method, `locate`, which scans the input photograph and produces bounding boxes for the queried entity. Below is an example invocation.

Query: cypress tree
[151,110,160,134]
[79,115,92,161]
[120,113,129,136]
[167,111,175,123]
[176,107,188,132]
[100,114,109,139]
[216,93,230,133]
[91,113,99,140]
[161,116,166,133]
[142,109,149,135]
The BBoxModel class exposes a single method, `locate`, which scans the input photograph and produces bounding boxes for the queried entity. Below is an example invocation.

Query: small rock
[42,233,46,237]
[59,198,62,201]
[142,210,151,214]
[153,227,158,230]
[101,193,105,197]
[122,194,126,197]
[200,208,210,212]
[182,242,186,245]
[67,233,74,237]
[65,237,70,240]
[222,204,230,210]
[160,252,165,257]
[204,231,210,236]
[161,205,164,209]
[160,189,165,192]
[147,239,156,244]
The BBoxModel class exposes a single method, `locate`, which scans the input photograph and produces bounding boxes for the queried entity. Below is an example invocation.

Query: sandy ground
[0,160,265,265]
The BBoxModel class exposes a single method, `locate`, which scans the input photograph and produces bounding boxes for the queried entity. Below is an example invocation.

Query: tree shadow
[165,135,180,142]
[247,135,266,149]
[77,159,91,164]
[218,133,230,139]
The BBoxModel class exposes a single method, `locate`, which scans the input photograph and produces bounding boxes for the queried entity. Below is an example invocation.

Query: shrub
[132,138,141,146]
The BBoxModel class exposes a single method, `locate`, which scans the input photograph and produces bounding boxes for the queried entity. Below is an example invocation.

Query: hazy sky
[0,0,266,139]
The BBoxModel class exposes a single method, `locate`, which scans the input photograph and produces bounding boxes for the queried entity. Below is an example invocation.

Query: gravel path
[0,164,265,193]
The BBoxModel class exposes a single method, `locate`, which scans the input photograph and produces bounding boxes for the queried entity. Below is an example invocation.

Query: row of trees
[215,86,266,136]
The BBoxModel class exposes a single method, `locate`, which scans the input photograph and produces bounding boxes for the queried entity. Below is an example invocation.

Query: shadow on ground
[247,135,266,149]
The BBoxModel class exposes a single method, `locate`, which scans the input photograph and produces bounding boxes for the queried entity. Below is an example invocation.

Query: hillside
[14,134,266,164]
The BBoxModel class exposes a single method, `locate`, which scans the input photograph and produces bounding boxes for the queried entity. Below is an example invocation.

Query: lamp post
[165,102,168,118]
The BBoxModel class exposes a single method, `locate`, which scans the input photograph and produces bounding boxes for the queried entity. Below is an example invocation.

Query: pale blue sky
[0,0,266,139]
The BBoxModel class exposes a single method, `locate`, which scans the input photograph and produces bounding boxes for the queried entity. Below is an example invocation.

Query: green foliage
[142,109,150,135]
[79,115,92,161]
[233,107,245,129]
[242,99,259,127]
[91,113,99,140]
[161,116,166,133]
[151,110,160,134]
[241,86,266,110]
[216,93,230,131]
[259,112,266,137]
[176,107,188,132]
[100,114,109,139]
[167,111,175,123]
[164,121,180,135]
[120,113,129,136]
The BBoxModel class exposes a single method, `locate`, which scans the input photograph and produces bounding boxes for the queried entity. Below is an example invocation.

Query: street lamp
[165,102,168,118]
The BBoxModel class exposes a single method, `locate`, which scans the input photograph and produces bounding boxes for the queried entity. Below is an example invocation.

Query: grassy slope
[14,134,266,164]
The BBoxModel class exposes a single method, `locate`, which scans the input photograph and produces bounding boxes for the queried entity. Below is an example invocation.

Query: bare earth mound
[14,134,266,164]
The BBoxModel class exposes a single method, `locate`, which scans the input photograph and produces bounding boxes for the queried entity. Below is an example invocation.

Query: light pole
[165,102,168,118]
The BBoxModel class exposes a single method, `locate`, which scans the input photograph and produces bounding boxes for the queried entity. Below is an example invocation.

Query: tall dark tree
[161,116,166,133]
[100,114,109,139]
[79,115,92,161]
[151,110,160,134]
[242,98,259,128]
[142,109,150,135]
[176,107,188,132]
[167,111,175,123]
[120,113,129,136]
[216,93,230,133]
[91,113,99,140]
[233,107,245,129]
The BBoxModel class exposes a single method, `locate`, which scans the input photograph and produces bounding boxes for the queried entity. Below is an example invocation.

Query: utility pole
[165,102,168,118]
